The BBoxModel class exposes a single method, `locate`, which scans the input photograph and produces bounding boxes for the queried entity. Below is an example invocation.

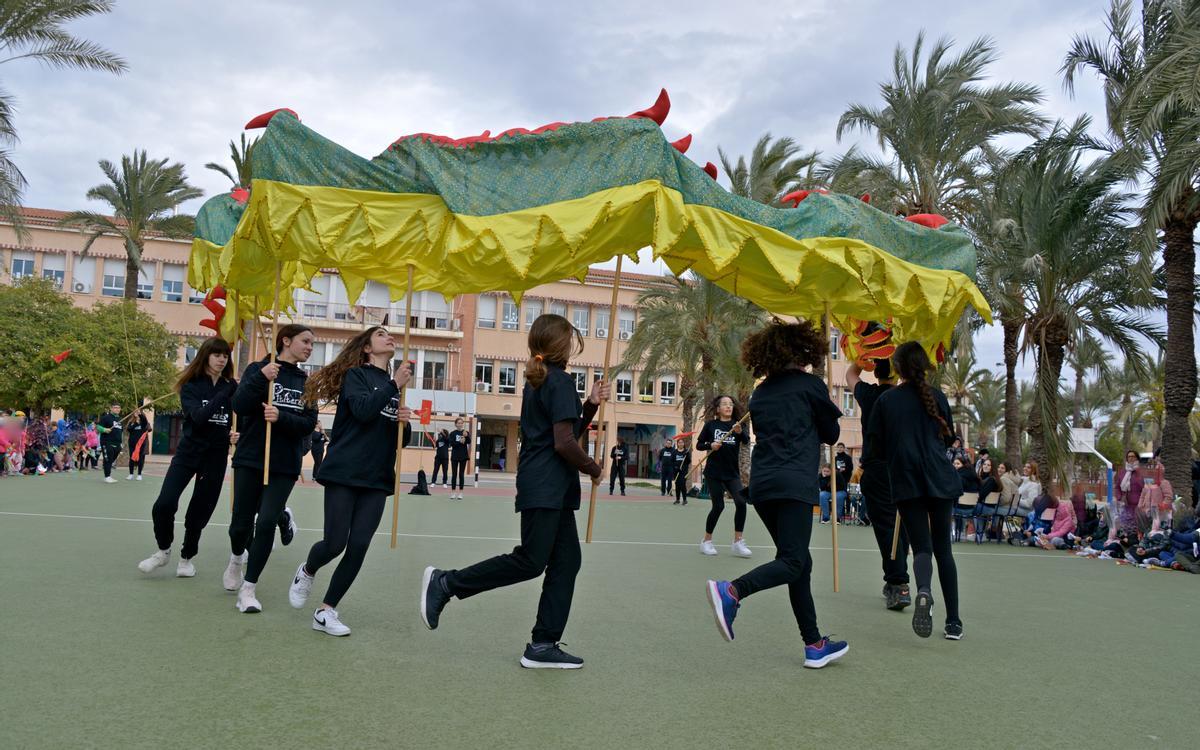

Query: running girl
[137,337,239,578]
[420,313,608,669]
[288,326,412,636]
[697,395,752,558]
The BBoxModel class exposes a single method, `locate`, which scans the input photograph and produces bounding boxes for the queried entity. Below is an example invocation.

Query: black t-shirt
[834,451,854,489]
[315,365,412,493]
[747,370,842,505]
[658,446,675,473]
[610,444,628,467]
[698,419,748,481]
[99,413,123,447]
[515,365,584,512]
[435,434,449,457]
[127,415,150,450]
[450,429,471,461]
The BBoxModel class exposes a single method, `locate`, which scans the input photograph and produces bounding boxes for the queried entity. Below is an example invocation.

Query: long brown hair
[275,323,313,353]
[740,318,827,378]
[893,341,951,439]
[525,314,583,388]
[304,326,385,405]
[175,337,233,392]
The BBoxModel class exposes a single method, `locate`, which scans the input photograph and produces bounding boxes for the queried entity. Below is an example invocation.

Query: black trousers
[128,443,146,475]
[705,476,747,534]
[660,467,672,496]
[446,508,581,644]
[450,458,468,490]
[304,482,387,608]
[151,453,228,559]
[311,446,324,478]
[732,500,821,645]
[229,467,297,583]
[675,474,688,503]
[861,468,910,585]
[897,496,960,626]
[101,443,120,478]
[432,453,449,484]
[609,463,626,493]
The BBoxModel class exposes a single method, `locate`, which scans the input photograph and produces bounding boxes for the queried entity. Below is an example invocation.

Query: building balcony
[290,302,463,338]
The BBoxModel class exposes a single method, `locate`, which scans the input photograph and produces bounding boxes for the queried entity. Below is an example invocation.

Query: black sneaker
[944,622,964,640]
[520,642,584,670]
[673,499,680,505]
[883,584,900,610]
[912,590,934,638]
[420,566,451,630]
[891,585,912,611]
[278,507,296,546]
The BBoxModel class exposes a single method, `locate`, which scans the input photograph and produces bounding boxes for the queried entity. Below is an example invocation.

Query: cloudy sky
[7,0,1125,378]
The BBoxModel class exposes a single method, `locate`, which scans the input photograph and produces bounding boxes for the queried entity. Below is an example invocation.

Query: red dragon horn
[245,108,299,130]
[703,162,718,180]
[629,89,670,126]
[670,134,692,154]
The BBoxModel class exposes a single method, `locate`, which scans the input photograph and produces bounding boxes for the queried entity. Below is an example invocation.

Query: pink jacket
[85,428,99,449]
[1048,501,1076,538]
[1115,467,1143,508]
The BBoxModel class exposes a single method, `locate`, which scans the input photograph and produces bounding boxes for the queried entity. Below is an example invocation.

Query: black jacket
[316,365,412,493]
[232,358,319,478]
[864,382,959,502]
[747,370,841,504]
[697,419,749,481]
[174,376,236,468]
[127,414,151,451]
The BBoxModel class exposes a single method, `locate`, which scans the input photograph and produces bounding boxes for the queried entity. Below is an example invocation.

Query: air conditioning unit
[72,281,89,293]
[595,328,608,338]
[475,382,492,393]
[619,330,631,340]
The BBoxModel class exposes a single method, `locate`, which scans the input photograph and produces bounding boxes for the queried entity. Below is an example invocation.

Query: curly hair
[304,326,387,405]
[705,394,743,422]
[740,318,828,378]
[892,341,951,439]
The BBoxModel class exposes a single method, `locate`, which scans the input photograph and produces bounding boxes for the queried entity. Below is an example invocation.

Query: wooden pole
[262,264,282,486]
[390,265,415,549]
[229,339,241,510]
[890,509,902,560]
[826,303,840,593]
[584,256,624,543]
[693,411,751,473]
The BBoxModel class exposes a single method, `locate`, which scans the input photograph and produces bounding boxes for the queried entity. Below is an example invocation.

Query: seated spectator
[952,457,979,541]
[974,459,998,541]
[1036,497,1077,549]
[817,464,846,525]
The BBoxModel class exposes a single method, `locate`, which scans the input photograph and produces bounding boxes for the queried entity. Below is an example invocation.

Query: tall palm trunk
[1161,205,1198,500]
[1002,319,1021,464]
[1027,319,1069,477]
[1121,392,1134,448]
[124,255,139,301]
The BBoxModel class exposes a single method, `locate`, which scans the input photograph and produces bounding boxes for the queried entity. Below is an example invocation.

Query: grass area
[1,471,1195,749]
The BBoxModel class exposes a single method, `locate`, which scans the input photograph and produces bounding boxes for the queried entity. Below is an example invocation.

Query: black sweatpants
[897,496,960,626]
[660,468,672,496]
[151,453,228,559]
[732,500,821,645]
[432,454,449,484]
[311,446,325,478]
[705,476,747,534]
[445,508,581,644]
[229,467,297,584]
[304,482,387,608]
[861,468,910,586]
[101,443,120,478]
[450,458,468,490]
[609,463,626,494]
[128,443,146,476]
[675,474,688,503]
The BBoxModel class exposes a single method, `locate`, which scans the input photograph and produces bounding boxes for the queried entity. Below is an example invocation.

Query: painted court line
[0,510,1079,559]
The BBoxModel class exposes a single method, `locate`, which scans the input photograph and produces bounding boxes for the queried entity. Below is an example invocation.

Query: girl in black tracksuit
[228,324,319,613]
[697,396,751,557]
[449,418,470,498]
[674,440,691,505]
[864,341,962,640]
[420,314,608,669]
[289,326,413,636]
[126,409,152,479]
[659,443,676,497]
[432,428,450,486]
[138,337,238,577]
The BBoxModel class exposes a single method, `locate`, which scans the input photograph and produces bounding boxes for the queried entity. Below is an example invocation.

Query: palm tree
[1102,354,1154,449]
[0,1,126,233]
[1063,0,1198,501]
[1067,335,1113,426]
[967,374,1004,450]
[717,134,820,205]
[828,32,1045,220]
[60,151,203,302]
[205,133,258,189]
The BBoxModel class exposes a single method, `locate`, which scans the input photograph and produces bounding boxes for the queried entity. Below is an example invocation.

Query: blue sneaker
[803,636,849,668]
[706,579,739,642]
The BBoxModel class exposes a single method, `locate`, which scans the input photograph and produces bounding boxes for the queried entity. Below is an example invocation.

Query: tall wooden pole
[229,338,241,510]
[262,264,282,486]
[826,303,840,592]
[584,256,623,543]
[390,265,415,549]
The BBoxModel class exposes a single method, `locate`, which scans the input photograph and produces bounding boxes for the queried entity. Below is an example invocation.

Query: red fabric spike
[860,193,871,203]
[703,162,718,180]
[245,108,299,130]
[935,342,947,363]
[210,285,227,301]
[199,319,219,332]
[670,134,692,154]
[781,190,811,207]
[51,349,71,364]
[905,213,950,229]
[496,127,532,139]
[231,187,249,205]
[629,89,670,126]
[532,122,567,134]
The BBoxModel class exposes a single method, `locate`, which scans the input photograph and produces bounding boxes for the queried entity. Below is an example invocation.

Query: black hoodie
[316,365,412,493]
[174,376,236,468]
[232,357,318,478]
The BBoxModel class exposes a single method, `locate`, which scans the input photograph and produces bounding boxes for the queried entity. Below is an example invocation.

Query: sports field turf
[1,471,1195,749]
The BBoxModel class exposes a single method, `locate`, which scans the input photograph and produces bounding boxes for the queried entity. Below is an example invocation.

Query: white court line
[0,510,1080,559]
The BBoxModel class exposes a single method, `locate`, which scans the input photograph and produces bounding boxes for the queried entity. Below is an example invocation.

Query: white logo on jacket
[712,429,738,446]
[201,400,230,426]
[272,384,305,411]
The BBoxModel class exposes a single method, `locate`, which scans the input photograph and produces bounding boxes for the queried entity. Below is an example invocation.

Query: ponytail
[893,341,951,439]
[526,354,549,389]
[525,313,583,389]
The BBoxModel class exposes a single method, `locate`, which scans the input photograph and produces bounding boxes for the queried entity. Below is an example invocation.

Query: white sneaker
[731,539,753,558]
[313,607,350,636]
[442,483,448,489]
[136,475,143,481]
[222,555,244,591]
[236,583,262,613]
[126,474,134,480]
[104,477,118,484]
[289,563,314,609]
[137,548,170,573]
[176,558,196,577]
[700,539,718,556]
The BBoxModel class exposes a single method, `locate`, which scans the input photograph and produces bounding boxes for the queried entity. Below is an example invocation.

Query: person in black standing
[227,324,319,613]
[846,359,911,611]
[658,441,676,498]
[865,341,963,640]
[697,395,752,558]
[609,436,628,496]
[288,326,413,636]
[833,443,854,520]
[449,417,470,500]
[310,423,328,479]
[420,314,608,668]
[705,320,849,669]
[137,337,239,578]
[432,428,450,488]
[674,437,691,505]
[98,402,123,484]
[126,407,152,481]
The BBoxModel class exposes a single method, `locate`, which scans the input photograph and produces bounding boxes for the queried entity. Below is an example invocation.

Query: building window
[477,295,496,329]
[571,368,587,397]
[501,297,519,330]
[10,254,34,279]
[102,274,124,297]
[594,309,610,338]
[549,301,567,318]
[474,360,494,393]
[524,299,543,329]
[187,284,204,304]
[498,363,517,394]
[638,378,654,403]
[136,266,155,300]
[841,390,855,416]
[161,279,183,302]
[72,256,95,294]
[616,372,633,403]
[184,345,198,364]
[660,376,677,405]
[830,332,840,360]
[41,253,65,288]
[618,309,635,340]
[42,268,65,288]
[571,306,589,336]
